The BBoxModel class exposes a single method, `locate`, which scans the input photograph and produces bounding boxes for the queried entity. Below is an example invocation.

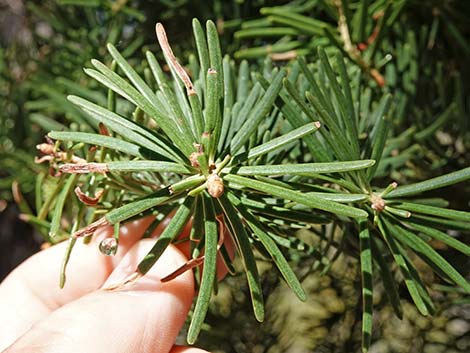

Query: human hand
[0,218,211,353]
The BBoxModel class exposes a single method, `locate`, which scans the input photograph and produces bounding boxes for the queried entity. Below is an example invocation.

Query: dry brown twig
[155,23,196,95]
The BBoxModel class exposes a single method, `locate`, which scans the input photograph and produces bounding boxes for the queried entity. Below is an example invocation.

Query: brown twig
[72,217,109,238]
[60,162,109,174]
[104,272,142,291]
[155,23,196,95]
[160,214,226,282]
[206,173,224,198]
[271,50,298,61]
[335,0,385,87]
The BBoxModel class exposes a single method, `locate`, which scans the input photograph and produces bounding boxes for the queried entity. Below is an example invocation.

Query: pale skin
[0,217,217,353]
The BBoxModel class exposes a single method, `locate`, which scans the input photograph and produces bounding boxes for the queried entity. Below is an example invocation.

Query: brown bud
[206,173,224,198]
[189,152,203,168]
[370,194,385,212]
[99,122,110,136]
[36,143,55,155]
[193,143,203,153]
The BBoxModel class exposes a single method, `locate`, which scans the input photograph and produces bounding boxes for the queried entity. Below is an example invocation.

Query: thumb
[5,240,195,353]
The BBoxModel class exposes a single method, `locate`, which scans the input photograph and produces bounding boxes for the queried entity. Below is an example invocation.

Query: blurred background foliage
[192,229,470,353]
[0,0,469,352]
